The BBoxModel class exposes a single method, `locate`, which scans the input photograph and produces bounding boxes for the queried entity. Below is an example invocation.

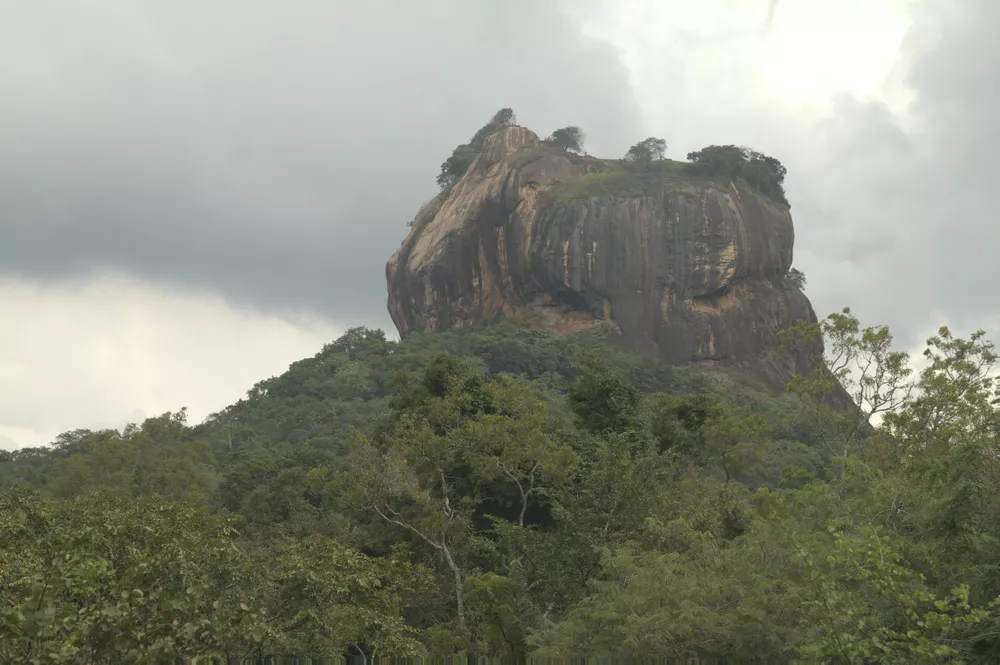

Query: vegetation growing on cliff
[785,266,807,290]
[543,158,725,204]
[436,108,517,190]
[536,139,789,207]
[5,312,1000,661]
[545,126,585,153]
[624,136,667,164]
[687,144,789,205]
[435,114,790,210]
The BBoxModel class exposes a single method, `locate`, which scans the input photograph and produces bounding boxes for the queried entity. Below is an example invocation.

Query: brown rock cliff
[386,125,821,391]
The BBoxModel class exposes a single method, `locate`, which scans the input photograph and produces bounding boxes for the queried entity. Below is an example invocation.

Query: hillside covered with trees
[4,309,1000,662]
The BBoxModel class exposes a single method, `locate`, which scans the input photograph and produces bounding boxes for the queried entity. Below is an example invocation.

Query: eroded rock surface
[387,126,821,390]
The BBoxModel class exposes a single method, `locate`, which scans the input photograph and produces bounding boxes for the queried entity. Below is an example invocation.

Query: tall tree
[348,421,472,634]
[437,108,517,190]
[780,307,913,470]
[687,144,789,205]
[461,377,576,527]
[567,352,640,434]
[624,137,666,164]
[546,126,585,153]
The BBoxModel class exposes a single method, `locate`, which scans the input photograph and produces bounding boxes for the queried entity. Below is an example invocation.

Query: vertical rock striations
[386,125,821,391]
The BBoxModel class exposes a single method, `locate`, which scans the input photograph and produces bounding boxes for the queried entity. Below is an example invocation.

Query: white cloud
[582,0,1000,357]
[582,0,911,147]
[0,273,338,449]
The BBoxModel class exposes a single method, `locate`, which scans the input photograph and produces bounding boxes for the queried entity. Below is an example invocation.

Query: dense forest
[3,310,1000,663]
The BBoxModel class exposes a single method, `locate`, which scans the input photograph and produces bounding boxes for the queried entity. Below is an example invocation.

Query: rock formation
[386,125,822,391]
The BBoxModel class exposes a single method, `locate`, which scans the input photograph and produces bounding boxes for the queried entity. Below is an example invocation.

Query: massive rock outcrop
[387,125,821,391]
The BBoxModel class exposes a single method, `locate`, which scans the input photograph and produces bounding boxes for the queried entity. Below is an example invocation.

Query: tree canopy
[624,137,667,164]
[546,126,585,153]
[785,267,807,290]
[687,144,789,205]
[5,314,1000,661]
[436,108,517,190]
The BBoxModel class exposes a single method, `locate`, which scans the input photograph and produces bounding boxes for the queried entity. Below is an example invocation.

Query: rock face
[387,125,821,390]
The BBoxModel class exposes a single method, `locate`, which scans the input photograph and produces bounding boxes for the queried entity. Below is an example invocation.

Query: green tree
[567,352,640,434]
[780,307,913,470]
[546,126,584,153]
[437,108,517,190]
[687,144,789,205]
[883,326,998,449]
[784,267,807,290]
[799,525,1000,663]
[346,356,537,637]
[531,480,798,660]
[45,410,214,502]
[460,376,576,526]
[686,144,746,180]
[624,137,666,164]
[489,107,516,126]
[14,313,1000,661]
[0,489,428,662]
[643,392,716,456]
[436,144,479,190]
[699,400,772,484]
[348,423,472,634]
[347,354,585,648]
[464,569,535,658]
[565,429,671,541]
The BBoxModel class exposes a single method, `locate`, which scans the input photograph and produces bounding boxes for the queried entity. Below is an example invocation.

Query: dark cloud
[4,0,998,359]
[0,0,642,330]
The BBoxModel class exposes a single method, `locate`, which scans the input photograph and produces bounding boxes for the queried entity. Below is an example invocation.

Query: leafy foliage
[567,352,639,434]
[785,266,807,290]
[5,313,1000,660]
[0,490,429,662]
[624,136,667,164]
[687,144,789,205]
[546,126,585,153]
[436,108,517,190]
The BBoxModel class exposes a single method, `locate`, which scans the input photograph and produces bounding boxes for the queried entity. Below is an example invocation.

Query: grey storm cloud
[0,0,641,330]
[787,0,1000,348]
[3,0,999,358]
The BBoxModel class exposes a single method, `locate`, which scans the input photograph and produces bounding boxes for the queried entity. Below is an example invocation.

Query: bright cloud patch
[0,273,338,449]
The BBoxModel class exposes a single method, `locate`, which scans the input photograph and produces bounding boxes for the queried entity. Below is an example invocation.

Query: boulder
[387,125,821,391]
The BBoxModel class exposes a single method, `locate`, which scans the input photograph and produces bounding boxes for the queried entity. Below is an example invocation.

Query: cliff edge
[387,125,820,391]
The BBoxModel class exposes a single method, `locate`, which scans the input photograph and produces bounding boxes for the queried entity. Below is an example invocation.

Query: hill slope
[3,318,1000,662]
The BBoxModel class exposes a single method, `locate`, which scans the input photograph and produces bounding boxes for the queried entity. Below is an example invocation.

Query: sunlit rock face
[387,125,820,391]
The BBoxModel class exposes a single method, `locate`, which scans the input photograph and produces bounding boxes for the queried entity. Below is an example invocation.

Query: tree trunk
[441,543,466,633]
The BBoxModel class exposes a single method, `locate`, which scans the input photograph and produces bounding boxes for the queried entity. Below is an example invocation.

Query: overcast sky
[1,0,996,450]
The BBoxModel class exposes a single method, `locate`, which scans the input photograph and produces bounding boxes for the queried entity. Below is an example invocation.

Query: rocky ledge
[386,125,821,391]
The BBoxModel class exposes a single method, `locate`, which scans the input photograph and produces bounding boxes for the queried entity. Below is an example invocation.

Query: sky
[1,0,997,450]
